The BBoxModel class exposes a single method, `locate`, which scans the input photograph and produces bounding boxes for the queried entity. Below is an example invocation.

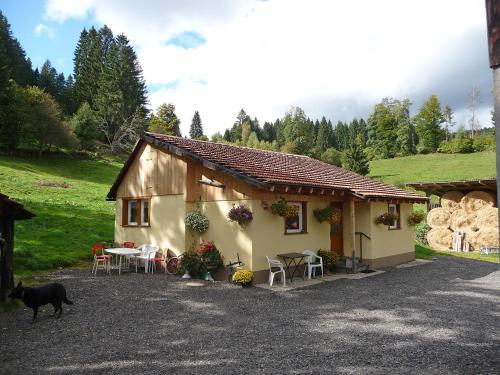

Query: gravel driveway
[1,257,499,374]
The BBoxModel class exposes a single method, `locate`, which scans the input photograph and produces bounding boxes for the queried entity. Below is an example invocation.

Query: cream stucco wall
[115,195,186,255]
[368,202,414,260]
[251,200,331,272]
[192,200,254,270]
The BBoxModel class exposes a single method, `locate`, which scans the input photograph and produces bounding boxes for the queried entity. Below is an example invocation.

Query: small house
[107,133,427,282]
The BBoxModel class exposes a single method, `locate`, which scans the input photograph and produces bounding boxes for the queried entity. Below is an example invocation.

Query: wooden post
[0,217,14,303]
[350,198,356,273]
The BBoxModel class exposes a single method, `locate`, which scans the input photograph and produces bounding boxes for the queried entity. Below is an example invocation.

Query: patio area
[1,256,499,374]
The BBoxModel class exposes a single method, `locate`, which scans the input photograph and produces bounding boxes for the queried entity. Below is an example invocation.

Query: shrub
[374,212,399,226]
[317,249,339,269]
[407,210,425,226]
[185,210,209,233]
[196,240,223,269]
[179,250,200,275]
[415,222,429,244]
[228,203,253,224]
[313,205,342,224]
[232,269,253,286]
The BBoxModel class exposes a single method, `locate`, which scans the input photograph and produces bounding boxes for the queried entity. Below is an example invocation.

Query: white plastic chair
[266,256,286,287]
[303,250,323,279]
[135,245,159,273]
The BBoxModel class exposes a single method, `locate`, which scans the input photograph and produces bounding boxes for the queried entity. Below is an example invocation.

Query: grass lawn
[415,242,500,264]
[370,151,496,185]
[0,155,122,276]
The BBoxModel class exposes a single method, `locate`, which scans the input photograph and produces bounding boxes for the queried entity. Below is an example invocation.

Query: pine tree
[342,134,370,175]
[414,95,445,153]
[74,27,102,108]
[189,110,204,139]
[316,116,331,153]
[282,106,314,155]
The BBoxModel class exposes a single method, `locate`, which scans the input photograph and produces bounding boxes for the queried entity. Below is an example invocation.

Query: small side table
[277,252,306,283]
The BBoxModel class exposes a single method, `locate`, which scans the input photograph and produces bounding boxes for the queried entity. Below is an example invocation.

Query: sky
[0,0,493,136]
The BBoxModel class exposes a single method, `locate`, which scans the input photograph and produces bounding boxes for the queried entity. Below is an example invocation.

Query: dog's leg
[32,307,38,323]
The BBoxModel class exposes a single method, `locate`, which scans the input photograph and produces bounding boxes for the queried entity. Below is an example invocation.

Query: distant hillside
[369,151,496,186]
[0,156,121,273]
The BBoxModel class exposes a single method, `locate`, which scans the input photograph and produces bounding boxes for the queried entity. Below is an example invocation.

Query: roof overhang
[406,178,497,197]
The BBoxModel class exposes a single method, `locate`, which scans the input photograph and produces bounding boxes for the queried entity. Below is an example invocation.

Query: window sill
[122,224,151,228]
[388,227,400,231]
[284,231,308,235]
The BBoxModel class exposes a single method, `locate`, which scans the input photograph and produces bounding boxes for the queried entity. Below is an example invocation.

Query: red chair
[92,244,110,275]
[151,250,168,274]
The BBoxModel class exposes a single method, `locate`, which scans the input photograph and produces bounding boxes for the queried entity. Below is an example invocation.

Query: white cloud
[44,0,492,136]
[34,23,54,39]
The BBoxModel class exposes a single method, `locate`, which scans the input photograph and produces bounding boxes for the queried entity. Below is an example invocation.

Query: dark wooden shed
[0,193,34,302]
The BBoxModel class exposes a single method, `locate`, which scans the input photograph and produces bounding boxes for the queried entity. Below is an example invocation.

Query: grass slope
[0,156,121,273]
[370,151,496,185]
[415,243,499,264]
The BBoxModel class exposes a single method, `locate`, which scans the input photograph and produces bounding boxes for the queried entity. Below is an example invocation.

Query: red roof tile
[132,132,427,202]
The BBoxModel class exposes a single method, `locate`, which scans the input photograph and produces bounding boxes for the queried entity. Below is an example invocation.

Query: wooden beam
[310,187,314,194]
[350,198,356,273]
[285,186,289,193]
[197,179,225,189]
[331,190,335,196]
[297,187,302,193]
[320,189,325,195]
[270,186,275,192]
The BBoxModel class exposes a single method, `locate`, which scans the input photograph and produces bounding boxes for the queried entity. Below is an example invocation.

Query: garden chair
[92,244,110,275]
[303,250,323,279]
[266,256,286,287]
[134,245,159,273]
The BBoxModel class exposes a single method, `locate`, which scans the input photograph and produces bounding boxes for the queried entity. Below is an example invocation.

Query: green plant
[179,250,200,275]
[270,198,299,218]
[374,212,399,226]
[185,210,209,233]
[232,269,253,286]
[317,249,339,269]
[415,222,429,244]
[313,205,342,224]
[407,210,425,226]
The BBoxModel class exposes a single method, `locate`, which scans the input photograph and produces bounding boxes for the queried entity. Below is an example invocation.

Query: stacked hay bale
[426,190,498,252]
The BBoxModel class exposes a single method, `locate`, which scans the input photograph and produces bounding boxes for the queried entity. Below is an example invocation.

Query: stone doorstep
[395,259,433,269]
[254,270,386,292]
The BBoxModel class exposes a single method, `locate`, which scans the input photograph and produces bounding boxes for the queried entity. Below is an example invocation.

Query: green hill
[0,156,121,273]
[369,151,496,185]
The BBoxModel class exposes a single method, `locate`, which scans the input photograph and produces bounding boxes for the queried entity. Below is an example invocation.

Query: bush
[227,203,253,224]
[415,222,429,244]
[473,134,496,152]
[317,249,339,269]
[185,210,209,233]
[407,210,425,226]
[320,148,342,166]
[179,250,200,275]
[232,269,253,286]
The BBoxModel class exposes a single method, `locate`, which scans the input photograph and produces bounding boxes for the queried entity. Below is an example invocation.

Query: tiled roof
[136,132,427,202]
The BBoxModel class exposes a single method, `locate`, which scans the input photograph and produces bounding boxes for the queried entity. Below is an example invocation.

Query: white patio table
[105,248,141,275]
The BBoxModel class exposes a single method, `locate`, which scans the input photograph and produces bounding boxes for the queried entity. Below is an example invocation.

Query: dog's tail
[63,297,74,305]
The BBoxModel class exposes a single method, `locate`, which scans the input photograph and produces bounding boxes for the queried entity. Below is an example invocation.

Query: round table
[105,248,141,275]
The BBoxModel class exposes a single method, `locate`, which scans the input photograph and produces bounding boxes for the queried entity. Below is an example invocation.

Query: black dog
[8,282,73,322]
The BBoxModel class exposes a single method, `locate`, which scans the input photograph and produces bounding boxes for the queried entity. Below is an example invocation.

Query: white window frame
[286,202,303,234]
[388,203,399,230]
[128,200,138,226]
[141,200,149,226]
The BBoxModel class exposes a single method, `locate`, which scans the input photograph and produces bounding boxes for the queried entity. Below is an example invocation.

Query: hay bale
[460,191,495,213]
[467,228,499,251]
[441,191,464,212]
[427,228,453,251]
[476,207,499,229]
[427,208,451,228]
[449,209,477,231]
[462,228,479,250]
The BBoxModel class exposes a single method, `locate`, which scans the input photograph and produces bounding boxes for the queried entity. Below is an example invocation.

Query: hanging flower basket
[407,210,425,226]
[228,203,253,225]
[185,210,209,233]
[313,205,342,224]
[374,212,399,226]
[270,199,299,218]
